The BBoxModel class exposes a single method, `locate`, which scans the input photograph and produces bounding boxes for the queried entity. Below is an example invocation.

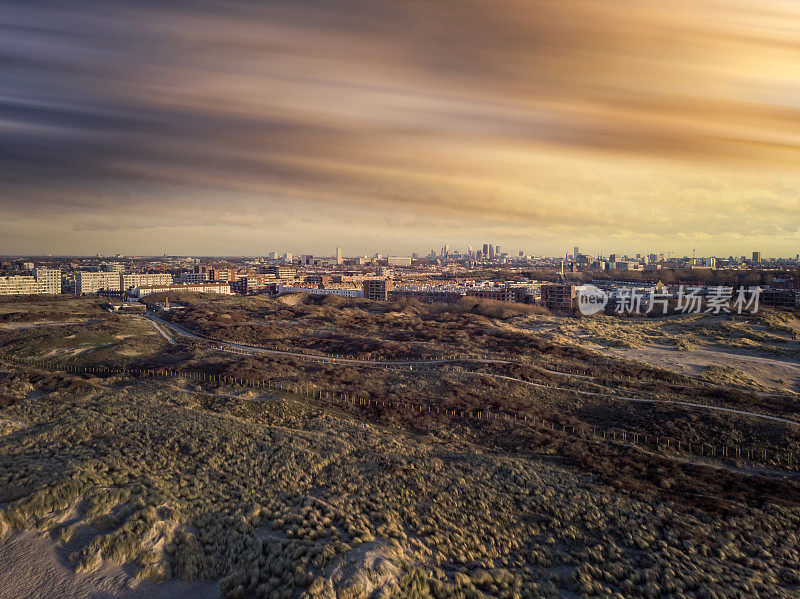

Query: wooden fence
[3,353,798,472]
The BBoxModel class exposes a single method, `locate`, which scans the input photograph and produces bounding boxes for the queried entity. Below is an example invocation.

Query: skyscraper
[336,247,343,265]
[488,244,495,260]
[482,243,489,257]
[752,251,761,263]
[573,246,579,260]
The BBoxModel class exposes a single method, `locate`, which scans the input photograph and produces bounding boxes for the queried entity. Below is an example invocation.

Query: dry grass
[2,376,800,598]
[3,296,800,597]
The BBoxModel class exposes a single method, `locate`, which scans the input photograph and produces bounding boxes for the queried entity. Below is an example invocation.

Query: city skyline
[2,245,795,262]
[2,1,800,255]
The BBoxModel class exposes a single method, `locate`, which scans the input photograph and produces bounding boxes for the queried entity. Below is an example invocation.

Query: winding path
[142,316,175,344]
[145,314,800,428]
[147,314,534,368]
[487,373,800,427]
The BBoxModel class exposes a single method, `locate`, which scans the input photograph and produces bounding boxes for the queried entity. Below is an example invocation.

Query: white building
[131,282,232,298]
[336,247,343,265]
[121,273,173,290]
[387,256,412,267]
[75,271,122,295]
[279,283,363,298]
[0,275,38,296]
[35,268,61,294]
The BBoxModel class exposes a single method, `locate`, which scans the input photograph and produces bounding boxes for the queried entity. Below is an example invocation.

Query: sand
[0,531,219,599]
[603,343,800,392]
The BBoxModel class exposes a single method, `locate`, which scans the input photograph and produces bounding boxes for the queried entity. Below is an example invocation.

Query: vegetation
[151,293,551,361]
[0,294,109,323]
[3,373,800,598]
[1,295,800,597]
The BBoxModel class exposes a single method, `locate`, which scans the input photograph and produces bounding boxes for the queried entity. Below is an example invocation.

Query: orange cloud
[1,1,800,255]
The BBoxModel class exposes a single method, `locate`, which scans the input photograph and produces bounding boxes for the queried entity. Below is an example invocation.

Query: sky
[2,0,800,258]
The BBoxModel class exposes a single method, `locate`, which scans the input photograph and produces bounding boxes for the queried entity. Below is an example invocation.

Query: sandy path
[602,344,800,392]
[0,531,218,599]
[140,317,175,344]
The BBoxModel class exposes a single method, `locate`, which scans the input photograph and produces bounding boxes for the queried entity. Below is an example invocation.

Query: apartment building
[131,282,232,298]
[261,265,295,279]
[209,268,239,282]
[540,283,577,312]
[762,289,797,308]
[0,275,38,296]
[280,283,363,298]
[465,284,530,303]
[388,287,464,304]
[230,275,277,294]
[35,268,61,294]
[74,271,122,295]
[387,256,412,267]
[362,278,393,301]
[121,273,173,290]
[175,272,209,284]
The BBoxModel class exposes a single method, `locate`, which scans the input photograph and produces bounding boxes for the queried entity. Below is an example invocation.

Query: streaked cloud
[1,0,800,255]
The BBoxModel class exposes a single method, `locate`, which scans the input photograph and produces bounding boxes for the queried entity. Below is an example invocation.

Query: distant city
[2,244,799,313]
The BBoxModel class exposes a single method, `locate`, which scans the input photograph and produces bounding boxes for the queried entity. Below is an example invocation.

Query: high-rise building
[573,246,579,260]
[336,247,343,265]
[488,245,495,260]
[74,271,122,295]
[0,275,38,296]
[482,243,489,258]
[35,268,61,294]
[495,245,500,257]
[752,251,761,263]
